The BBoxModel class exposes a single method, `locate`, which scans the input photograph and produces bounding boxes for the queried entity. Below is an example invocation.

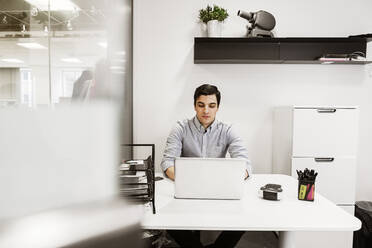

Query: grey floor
[162,230,278,248]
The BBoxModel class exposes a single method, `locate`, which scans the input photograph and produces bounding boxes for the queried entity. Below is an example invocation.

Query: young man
[160,84,251,248]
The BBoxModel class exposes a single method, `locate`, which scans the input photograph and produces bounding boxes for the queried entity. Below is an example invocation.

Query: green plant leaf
[198,4,228,23]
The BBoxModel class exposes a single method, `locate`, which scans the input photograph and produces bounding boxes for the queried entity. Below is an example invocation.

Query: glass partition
[0,0,133,155]
[0,0,48,107]
[0,0,131,108]
[0,0,133,220]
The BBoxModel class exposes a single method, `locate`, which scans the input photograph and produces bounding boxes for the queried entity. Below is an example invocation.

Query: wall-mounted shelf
[194,37,371,64]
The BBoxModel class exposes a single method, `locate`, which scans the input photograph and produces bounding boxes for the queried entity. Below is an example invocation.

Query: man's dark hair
[193,84,221,106]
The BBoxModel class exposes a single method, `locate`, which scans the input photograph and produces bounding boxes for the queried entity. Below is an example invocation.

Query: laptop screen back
[174,157,246,199]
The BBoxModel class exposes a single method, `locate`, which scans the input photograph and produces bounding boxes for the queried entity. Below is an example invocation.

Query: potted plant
[199,5,229,37]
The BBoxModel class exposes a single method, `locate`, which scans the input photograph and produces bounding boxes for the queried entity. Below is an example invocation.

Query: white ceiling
[0,0,108,68]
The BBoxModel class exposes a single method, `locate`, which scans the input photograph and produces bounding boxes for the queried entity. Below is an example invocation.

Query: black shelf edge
[195,59,372,65]
[195,59,283,64]
[284,60,372,65]
[194,37,369,64]
[195,37,368,42]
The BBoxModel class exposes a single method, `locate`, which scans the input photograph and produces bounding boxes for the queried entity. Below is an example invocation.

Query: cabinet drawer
[292,205,355,248]
[292,108,358,157]
[291,157,356,204]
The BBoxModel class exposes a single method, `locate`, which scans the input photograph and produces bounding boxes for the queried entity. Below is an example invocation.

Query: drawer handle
[317,108,336,113]
[314,157,334,162]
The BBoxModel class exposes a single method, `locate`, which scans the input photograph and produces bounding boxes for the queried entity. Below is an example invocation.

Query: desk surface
[141,174,361,231]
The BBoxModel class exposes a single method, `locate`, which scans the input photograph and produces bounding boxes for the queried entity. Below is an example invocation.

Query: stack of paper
[318,54,350,62]
[318,53,367,62]
[119,160,150,200]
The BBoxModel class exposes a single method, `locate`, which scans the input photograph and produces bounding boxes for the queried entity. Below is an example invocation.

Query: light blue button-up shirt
[160,116,252,176]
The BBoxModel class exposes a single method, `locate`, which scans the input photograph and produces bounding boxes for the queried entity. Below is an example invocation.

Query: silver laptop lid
[174,157,246,200]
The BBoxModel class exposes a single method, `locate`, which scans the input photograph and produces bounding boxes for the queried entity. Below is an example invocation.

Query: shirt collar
[193,116,218,133]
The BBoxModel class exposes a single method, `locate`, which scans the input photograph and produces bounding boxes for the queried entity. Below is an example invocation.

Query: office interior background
[0,0,372,246]
[133,0,372,201]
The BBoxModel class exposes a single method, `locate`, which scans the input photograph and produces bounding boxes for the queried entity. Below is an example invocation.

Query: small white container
[207,20,222,37]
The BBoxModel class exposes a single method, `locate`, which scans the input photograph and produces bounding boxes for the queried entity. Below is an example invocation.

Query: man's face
[194,94,219,128]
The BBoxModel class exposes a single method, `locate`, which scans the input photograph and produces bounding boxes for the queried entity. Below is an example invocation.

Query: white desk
[142,174,361,248]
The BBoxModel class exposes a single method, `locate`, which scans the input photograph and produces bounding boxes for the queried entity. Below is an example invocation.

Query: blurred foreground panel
[0,103,120,219]
[0,198,143,248]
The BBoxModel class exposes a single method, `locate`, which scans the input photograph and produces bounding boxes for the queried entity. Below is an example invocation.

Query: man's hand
[245,170,249,180]
[165,166,175,181]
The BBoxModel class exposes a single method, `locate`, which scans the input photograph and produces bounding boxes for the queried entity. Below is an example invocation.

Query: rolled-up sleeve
[160,122,183,173]
[226,125,252,176]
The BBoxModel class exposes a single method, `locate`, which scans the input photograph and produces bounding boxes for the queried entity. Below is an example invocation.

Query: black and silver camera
[237,10,276,37]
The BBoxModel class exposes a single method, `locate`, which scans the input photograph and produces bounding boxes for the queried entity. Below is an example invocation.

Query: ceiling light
[2,16,7,24]
[1,58,24,63]
[24,0,80,11]
[114,59,126,63]
[17,42,47,49]
[90,6,97,15]
[110,66,125,70]
[72,6,79,18]
[61,58,82,63]
[98,42,107,48]
[66,20,73,31]
[116,51,126,56]
[31,7,38,16]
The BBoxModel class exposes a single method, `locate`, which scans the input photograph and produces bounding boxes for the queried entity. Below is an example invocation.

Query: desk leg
[278,231,295,248]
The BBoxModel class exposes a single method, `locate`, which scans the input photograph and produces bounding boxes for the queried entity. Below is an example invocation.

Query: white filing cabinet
[273,106,359,248]
[291,107,358,208]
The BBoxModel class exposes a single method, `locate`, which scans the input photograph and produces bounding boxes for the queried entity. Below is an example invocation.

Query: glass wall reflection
[0,0,48,107]
[0,0,133,220]
[50,0,108,105]
[0,0,133,189]
[0,0,131,107]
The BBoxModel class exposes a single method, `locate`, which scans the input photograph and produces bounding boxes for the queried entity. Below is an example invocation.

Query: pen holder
[298,179,315,201]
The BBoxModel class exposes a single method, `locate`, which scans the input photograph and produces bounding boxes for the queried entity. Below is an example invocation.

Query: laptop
[174,157,246,200]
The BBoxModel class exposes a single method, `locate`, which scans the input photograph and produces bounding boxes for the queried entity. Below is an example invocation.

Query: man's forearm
[165,166,175,181]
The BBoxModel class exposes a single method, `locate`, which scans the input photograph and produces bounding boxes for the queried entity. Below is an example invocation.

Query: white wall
[133,0,372,201]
